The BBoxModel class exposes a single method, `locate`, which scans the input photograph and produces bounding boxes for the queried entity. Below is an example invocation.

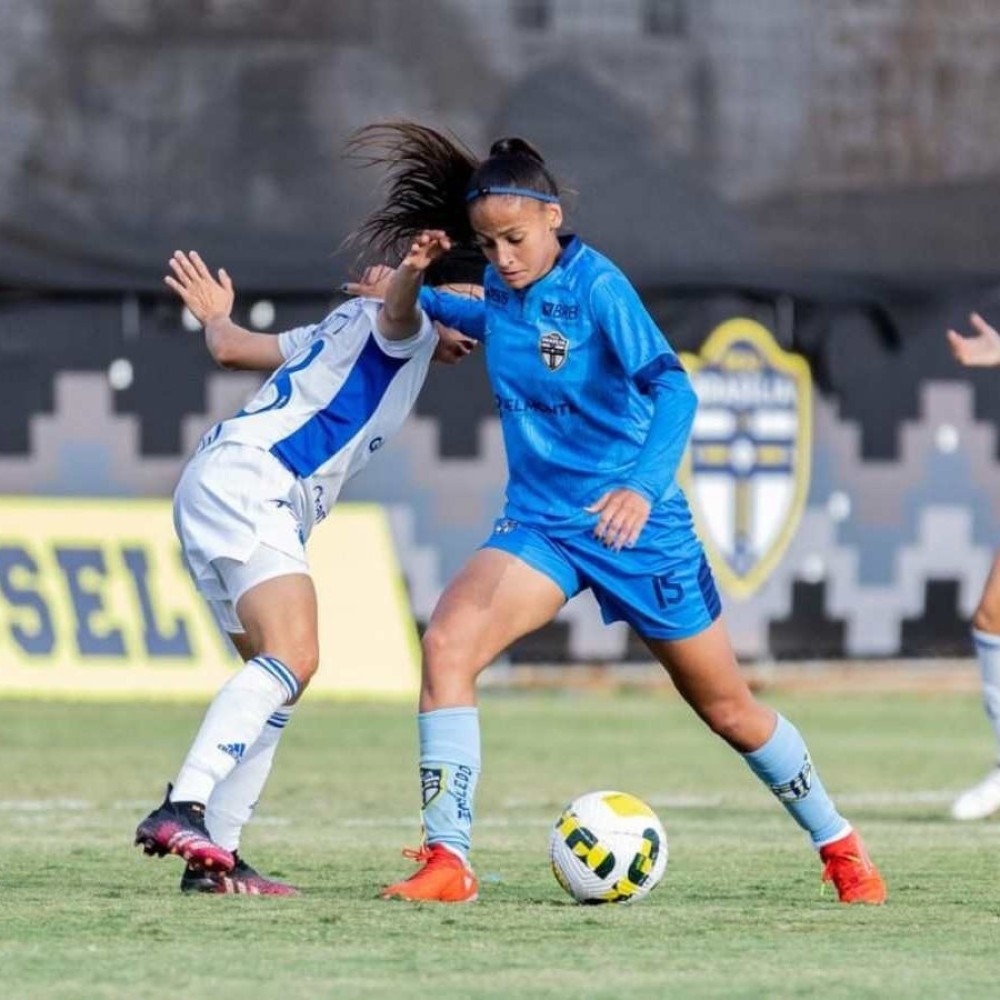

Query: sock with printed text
[419,707,481,859]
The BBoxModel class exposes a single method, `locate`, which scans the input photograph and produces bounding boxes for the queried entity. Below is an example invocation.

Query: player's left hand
[432,325,477,365]
[341,264,395,299]
[586,488,651,551]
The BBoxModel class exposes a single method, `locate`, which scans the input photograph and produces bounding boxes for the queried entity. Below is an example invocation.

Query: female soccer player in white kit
[134,247,475,893]
[947,312,1000,820]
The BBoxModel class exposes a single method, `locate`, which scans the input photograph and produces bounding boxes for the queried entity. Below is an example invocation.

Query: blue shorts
[482,494,722,641]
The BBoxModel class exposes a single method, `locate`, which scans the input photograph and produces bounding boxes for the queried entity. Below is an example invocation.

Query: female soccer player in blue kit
[350,122,886,905]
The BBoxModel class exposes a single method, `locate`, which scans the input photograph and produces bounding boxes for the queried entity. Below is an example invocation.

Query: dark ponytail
[345,122,480,260]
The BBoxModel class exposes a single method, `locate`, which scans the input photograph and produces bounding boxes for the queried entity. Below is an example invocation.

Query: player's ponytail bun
[487,137,546,165]
[470,135,559,203]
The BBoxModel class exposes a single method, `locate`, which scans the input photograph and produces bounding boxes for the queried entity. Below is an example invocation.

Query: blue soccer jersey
[422,238,689,533]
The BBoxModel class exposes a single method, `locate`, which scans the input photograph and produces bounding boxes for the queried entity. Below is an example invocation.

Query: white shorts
[173,443,312,634]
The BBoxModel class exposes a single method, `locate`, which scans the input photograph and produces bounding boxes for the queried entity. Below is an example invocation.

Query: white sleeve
[369,302,438,360]
[277,323,320,360]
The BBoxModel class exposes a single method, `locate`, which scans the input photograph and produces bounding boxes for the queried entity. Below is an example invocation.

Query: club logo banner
[680,318,812,599]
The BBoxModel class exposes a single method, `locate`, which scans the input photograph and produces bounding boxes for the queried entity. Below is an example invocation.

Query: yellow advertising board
[0,498,419,698]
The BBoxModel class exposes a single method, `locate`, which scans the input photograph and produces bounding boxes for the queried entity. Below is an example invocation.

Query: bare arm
[947,312,1000,368]
[164,251,283,371]
[377,230,452,341]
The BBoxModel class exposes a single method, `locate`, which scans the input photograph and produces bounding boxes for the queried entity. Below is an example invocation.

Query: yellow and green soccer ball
[549,790,668,904]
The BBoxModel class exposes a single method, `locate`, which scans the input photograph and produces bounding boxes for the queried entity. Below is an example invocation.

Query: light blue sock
[418,707,480,858]
[972,629,1000,759]
[743,714,849,848]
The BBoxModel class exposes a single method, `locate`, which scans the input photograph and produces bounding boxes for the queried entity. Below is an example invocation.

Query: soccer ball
[549,790,668,904]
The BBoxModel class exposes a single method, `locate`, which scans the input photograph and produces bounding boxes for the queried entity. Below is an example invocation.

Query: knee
[702,699,765,751]
[421,622,466,675]
[420,623,479,704]
[704,703,746,746]
[271,640,319,686]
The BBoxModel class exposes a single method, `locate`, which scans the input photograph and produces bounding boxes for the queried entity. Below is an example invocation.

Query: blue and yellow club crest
[680,318,812,599]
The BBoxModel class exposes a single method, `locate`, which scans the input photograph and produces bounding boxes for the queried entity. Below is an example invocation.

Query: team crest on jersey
[680,318,812,599]
[539,331,569,371]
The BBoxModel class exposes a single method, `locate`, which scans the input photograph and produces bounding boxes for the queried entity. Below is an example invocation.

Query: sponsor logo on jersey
[485,286,509,306]
[539,331,569,371]
[493,518,519,535]
[495,395,575,416]
[541,300,579,321]
[368,436,384,453]
[680,318,812,599]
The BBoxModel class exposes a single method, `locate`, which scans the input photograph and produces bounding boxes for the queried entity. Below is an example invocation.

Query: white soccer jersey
[198,297,437,533]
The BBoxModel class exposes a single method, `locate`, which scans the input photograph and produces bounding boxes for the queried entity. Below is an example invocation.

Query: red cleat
[381,844,479,903]
[820,830,886,904]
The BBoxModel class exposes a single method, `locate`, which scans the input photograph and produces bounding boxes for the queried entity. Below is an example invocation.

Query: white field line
[505,790,957,809]
[0,789,959,823]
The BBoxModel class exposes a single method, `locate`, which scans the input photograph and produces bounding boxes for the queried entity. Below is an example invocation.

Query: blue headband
[465,185,560,204]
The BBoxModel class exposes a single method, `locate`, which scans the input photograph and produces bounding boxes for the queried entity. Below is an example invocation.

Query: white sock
[206,707,294,851]
[973,629,1000,761]
[171,656,299,806]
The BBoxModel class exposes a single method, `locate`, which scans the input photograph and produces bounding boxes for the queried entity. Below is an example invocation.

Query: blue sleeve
[419,288,486,342]
[589,272,695,502]
[589,271,676,381]
[623,367,698,503]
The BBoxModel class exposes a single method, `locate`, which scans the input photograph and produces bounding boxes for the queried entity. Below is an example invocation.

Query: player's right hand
[164,250,235,327]
[401,230,452,272]
[947,312,1000,368]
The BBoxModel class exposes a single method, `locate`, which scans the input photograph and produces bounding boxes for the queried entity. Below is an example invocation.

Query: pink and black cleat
[134,785,234,874]
[180,854,299,896]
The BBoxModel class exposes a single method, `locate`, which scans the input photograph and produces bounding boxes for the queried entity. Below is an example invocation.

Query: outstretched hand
[947,312,1000,368]
[401,229,452,271]
[164,251,234,326]
[586,488,652,551]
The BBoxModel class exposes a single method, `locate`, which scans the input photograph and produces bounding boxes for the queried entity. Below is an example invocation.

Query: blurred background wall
[2,0,999,663]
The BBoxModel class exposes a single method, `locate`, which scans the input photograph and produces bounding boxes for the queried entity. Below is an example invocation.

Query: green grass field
[2,690,999,1000]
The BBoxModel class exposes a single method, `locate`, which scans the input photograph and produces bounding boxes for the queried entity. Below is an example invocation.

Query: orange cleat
[819,830,887,904]
[381,844,479,903]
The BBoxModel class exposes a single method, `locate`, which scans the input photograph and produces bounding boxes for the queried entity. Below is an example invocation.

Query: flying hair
[344,122,480,260]
[345,122,561,270]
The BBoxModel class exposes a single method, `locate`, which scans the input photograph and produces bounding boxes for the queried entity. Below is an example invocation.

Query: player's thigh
[424,547,566,675]
[643,619,774,751]
[235,571,319,671]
